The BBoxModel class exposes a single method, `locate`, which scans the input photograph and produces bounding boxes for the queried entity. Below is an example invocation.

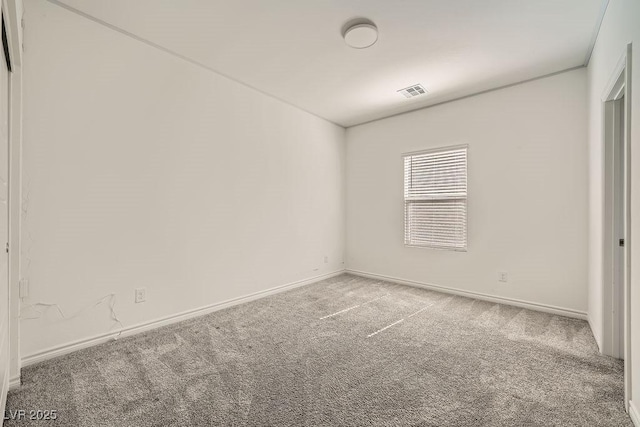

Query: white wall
[20,0,345,358]
[586,0,640,415]
[346,69,588,314]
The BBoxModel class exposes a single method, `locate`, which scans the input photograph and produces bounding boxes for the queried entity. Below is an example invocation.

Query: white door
[0,12,9,415]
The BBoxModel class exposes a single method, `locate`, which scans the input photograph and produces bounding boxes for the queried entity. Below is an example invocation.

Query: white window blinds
[403,146,467,251]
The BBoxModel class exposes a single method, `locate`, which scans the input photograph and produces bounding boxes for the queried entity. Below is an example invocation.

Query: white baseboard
[630,400,640,427]
[21,270,345,368]
[8,374,20,391]
[346,269,587,320]
[587,315,603,353]
[1,330,7,419]
[0,377,6,427]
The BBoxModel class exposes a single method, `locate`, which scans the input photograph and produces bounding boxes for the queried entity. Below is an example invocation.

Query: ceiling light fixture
[342,18,378,49]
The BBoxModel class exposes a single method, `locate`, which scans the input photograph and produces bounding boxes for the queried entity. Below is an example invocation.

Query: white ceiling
[54,0,606,127]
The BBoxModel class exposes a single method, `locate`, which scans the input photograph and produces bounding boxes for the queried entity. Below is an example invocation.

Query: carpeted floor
[5,274,632,426]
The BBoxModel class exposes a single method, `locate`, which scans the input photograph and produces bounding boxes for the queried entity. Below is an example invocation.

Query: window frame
[402,144,468,252]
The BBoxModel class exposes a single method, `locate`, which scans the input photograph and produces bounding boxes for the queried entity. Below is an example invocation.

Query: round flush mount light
[343,19,378,49]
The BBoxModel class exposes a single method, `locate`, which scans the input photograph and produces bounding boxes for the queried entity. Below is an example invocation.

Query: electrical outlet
[19,279,29,298]
[498,272,508,283]
[135,288,146,303]
[324,256,328,264]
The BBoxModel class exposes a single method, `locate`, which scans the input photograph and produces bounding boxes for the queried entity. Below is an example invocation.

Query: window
[403,145,467,251]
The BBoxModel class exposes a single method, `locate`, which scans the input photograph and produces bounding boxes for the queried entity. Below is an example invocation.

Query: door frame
[1,0,20,390]
[601,43,632,409]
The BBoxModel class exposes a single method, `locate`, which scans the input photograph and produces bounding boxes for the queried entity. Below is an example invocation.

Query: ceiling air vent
[398,84,427,98]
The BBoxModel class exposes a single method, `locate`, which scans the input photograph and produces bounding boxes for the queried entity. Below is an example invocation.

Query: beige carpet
[5,274,632,426]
